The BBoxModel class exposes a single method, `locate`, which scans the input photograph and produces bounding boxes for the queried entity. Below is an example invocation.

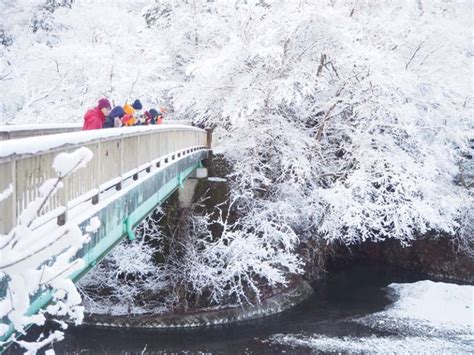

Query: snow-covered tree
[165,0,473,248]
[181,198,303,306]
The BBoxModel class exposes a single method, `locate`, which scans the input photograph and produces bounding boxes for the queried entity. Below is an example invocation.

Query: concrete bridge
[0,124,211,343]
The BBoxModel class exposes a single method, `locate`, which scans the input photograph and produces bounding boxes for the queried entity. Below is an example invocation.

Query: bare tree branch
[406,41,425,69]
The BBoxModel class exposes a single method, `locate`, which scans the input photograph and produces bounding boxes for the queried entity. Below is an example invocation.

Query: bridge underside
[74,149,208,278]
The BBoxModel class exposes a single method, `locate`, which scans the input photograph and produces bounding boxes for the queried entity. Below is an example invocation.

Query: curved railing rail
[0,124,82,141]
[0,121,195,141]
[0,125,209,235]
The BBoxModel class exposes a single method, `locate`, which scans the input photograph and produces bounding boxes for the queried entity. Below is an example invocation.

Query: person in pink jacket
[82,98,111,130]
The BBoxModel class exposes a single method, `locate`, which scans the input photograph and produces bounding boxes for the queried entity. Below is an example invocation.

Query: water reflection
[7,263,454,354]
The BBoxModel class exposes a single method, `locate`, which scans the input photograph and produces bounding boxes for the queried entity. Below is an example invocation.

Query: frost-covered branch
[0,147,96,353]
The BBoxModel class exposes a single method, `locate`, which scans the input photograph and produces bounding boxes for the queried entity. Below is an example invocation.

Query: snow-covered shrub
[78,212,174,315]
[180,198,303,306]
[0,147,95,352]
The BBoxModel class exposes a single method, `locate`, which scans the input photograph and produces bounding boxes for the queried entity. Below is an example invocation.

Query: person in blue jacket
[132,99,143,125]
[103,106,125,128]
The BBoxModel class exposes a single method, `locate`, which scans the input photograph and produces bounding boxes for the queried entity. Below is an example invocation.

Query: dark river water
[6,263,458,354]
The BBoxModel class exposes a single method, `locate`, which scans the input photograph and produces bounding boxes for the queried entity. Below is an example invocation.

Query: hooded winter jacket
[82,107,106,130]
[103,106,125,128]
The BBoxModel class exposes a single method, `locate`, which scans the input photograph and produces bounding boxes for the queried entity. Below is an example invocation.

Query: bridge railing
[0,124,82,141]
[0,121,195,141]
[0,125,208,235]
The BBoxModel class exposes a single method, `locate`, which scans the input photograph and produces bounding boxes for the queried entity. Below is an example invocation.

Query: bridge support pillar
[178,179,198,208]
[206,128,213,149]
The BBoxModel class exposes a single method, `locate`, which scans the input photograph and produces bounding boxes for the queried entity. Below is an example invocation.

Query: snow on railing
[0,125,209,235]
[0,124,82,141]
[0,121,194,141]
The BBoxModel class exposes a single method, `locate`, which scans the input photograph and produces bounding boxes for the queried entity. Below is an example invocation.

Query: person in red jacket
[82,98,112,130]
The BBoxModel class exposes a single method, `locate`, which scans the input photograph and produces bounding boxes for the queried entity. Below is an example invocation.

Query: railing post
[117,137,123,191]
[57,176,68,226]
[137,134,140,169]
[133,135,139,180]
[147,132,152,173]
[93,141,101,205]
[11,160,17,231]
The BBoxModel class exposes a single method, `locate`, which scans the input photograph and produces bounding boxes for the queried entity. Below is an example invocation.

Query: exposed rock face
[81,280,314,329]
[330,238,473,283]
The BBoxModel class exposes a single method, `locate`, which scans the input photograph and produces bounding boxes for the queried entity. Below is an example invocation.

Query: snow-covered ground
[269,280,474,353]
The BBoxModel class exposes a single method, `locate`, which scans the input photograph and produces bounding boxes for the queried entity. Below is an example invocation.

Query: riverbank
[81,280,314,329]
[79,229,473,331]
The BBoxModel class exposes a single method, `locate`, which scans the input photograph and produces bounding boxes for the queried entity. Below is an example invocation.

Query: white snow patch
[269,281,474,353]
[52,147,93,177]
[208,177,227,182]
[85,216,101,233]
[16,330,64,355]
[0,183,13,201]
[377,280,473,329]
[357,280,474,337]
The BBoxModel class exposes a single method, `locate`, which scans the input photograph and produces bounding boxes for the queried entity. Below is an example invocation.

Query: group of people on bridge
[82,98,166,131]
